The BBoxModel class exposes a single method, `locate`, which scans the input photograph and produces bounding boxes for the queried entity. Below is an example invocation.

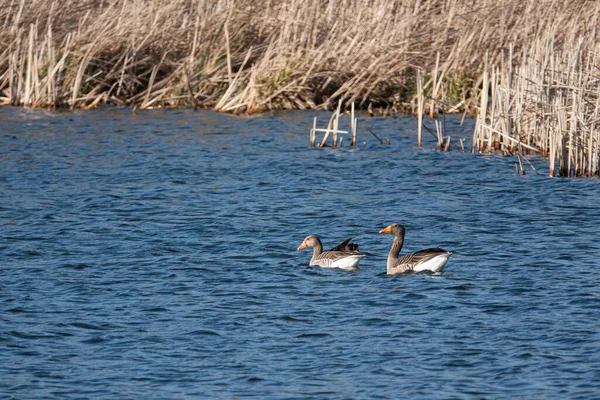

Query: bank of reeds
[1,0,599,176]
[471,33,600,177]
[0,0,596,112]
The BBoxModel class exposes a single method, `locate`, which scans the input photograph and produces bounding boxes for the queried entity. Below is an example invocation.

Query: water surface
[1,107,599,399]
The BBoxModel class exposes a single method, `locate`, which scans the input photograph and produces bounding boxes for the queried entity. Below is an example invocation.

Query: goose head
[297,235,320,250]
[379,223,406,238]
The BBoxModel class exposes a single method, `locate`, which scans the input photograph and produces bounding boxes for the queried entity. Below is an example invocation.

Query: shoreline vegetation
[1,0,599,177]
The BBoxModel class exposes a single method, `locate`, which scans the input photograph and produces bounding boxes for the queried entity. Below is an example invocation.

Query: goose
[297,235,365,270]
[379,223,451,274]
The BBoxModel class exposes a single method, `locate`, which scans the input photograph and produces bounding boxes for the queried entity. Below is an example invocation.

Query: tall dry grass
[1,0,599,175]
[0,0,596,112]
[471,31,600,177]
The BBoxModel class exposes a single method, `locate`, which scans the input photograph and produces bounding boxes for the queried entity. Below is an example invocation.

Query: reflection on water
[1,107,599,399]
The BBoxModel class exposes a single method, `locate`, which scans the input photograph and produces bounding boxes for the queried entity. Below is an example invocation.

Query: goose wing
[397,248,449,267]
[330,238,360,252]
[312,250,365,268]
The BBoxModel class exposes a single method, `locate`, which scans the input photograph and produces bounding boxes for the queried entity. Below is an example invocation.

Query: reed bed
[0,0,595,112]
[1,0,599,176]
[472,33,600,177]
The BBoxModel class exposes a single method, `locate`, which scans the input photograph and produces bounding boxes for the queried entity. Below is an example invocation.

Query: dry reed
[0,0,596,113]
[472,32,600,177]
[1,0,599,176]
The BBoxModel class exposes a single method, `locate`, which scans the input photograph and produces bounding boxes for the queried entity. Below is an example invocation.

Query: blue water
[1,107,599,399]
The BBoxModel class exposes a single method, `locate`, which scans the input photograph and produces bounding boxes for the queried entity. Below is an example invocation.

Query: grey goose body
[379,223,451,274]
[297,235,365,270]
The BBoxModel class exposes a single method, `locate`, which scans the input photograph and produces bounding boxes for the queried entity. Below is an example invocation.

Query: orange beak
[379,225,392,234]
[297,241,307,250]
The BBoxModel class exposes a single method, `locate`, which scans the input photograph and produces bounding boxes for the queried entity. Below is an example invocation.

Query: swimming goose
[297,235,365,270]
[379,223,451,274]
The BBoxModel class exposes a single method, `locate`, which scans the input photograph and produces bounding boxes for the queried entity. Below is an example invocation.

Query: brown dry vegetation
[1,0,599,176]
[472,35,600,177]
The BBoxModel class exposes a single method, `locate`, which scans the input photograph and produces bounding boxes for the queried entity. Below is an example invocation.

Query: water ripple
[0,107,599,399]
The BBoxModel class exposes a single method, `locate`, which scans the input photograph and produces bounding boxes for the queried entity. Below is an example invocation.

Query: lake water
[1,107,599,399]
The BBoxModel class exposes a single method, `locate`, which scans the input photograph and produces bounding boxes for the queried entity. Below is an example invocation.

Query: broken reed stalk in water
[417,70,424,148]
[311,101,356,148]
[351,102,357,146]
[309,101,390,147]
[310,117,317,148]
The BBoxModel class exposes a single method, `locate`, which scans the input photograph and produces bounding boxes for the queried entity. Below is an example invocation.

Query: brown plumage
[329,237,360,252]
